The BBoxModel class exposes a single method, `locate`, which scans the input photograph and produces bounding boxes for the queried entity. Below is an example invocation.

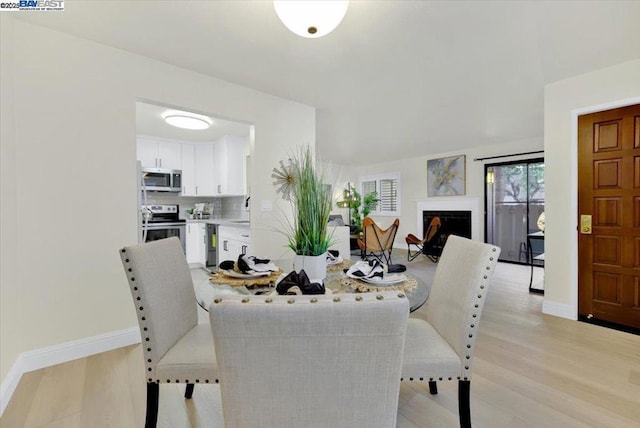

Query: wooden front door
[578,104,640,330]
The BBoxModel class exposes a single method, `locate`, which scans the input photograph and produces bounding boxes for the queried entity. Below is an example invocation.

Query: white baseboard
[542,299,577,320]
[0,327,140,417]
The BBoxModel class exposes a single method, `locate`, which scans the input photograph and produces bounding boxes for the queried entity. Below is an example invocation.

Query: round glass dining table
[195,259,429,313]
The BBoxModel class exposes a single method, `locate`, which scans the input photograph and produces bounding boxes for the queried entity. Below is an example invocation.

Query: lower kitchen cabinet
[186,223,207,266]
[218,226,251,263]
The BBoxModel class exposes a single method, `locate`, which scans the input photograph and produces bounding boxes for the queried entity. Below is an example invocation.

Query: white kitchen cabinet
[186,222,207,266]
[181,142,216,196]
[181,143,196,195]
[136,136,182,170]
[218,225,251,263]
[195,143,216,196]
[213,135,246,196]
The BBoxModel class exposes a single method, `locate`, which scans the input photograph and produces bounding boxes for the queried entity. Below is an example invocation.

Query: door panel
[578,103,640,330]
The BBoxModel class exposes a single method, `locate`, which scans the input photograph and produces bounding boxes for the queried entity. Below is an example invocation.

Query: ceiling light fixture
[163,113,211,130]
[273,0,349,39]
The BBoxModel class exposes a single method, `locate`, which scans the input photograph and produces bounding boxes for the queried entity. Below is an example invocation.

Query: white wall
[543,59,640,319]
[0,16,315,383]
[353,138,544,248]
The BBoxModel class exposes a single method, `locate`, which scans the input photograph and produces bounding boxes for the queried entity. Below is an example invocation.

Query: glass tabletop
[195,259,429,313]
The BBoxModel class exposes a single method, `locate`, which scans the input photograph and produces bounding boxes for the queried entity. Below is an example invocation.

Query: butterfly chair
[405,216,442,262]
[357,217,400,265]
[401,235,501,428]
[119,237,218,428]
[209,292,409,428]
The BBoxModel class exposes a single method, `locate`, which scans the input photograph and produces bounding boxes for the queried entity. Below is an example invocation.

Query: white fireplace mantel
[416,197,480,242]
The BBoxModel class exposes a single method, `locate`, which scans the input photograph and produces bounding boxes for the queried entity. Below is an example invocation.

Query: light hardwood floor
[2,261,639,427]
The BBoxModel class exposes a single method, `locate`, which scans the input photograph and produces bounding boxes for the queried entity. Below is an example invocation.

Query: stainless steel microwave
[142,167,182,192]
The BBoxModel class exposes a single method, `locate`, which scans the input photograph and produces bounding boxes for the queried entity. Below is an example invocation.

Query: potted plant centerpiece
[272,146,333,281]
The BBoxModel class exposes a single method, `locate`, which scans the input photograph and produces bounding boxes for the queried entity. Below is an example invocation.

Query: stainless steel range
[142,204,186,251]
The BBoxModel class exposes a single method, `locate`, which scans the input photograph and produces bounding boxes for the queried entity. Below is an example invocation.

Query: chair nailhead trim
[477,294,482,298]
[465,366,469,370]
[410,377,414,381]
[376,295,384,300]
[241,298,250,303]
[480,285,485,289]
[448,377,452,380]
[206,380,209,383]
[473,314,477,318]
[125,259,129,262]
[196,379,200,383]
[466,356,470,359]
[419,377,423,381]
[490,257,494,261]
[471,324,475,328]
[486,266,490,270]
[492,248,496,252]
[265,298,273,303]
[355,296,363,301]
[147,348,151,352]
[214,298,222,304]
[333,297,341,302]
[310,298,317,303]
[287,298,295,304]
[397,293,405,298]
[474,304,479,308]
[483,275,487,279]
[121,249,126,253]
[467,344,471,348]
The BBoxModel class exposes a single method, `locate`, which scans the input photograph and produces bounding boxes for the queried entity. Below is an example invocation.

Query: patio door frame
[483,157,545,265]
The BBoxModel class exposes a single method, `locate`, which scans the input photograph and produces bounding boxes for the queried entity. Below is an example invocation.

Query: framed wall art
[427,155,466,196]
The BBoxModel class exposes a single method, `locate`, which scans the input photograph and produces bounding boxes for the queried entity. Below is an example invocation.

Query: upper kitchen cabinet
[137,136,182,170]
[181,142,215,196]
[213,135,246,196]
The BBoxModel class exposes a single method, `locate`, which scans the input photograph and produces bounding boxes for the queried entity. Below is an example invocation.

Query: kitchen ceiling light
[273,0,349,39]
[163,114,211,130]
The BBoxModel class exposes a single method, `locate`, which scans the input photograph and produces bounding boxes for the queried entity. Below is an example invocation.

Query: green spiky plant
[273,146,333,256]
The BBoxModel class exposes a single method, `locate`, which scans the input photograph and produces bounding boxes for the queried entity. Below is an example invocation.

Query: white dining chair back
[401,235,501,428]
[209,291,409,428]
[119,236,218,428]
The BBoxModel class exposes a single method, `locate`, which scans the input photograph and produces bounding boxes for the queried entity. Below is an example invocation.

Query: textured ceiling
[16,1,640,165]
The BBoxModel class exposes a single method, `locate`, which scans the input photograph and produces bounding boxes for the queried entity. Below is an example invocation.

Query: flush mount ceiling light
[273,0,349,38]
[163,113,211,130]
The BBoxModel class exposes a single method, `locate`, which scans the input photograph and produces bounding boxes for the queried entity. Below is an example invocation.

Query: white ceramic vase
[293,252,327,282]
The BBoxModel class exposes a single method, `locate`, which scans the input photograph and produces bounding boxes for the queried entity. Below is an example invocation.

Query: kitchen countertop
[184,218,250,228]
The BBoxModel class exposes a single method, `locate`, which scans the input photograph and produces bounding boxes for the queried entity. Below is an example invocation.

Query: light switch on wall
[261,200,272,212]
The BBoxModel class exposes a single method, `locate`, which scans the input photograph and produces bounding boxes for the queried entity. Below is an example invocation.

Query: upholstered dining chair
[119,237,218,428]
[209,291,409,428]
[357,217,400,265]
[401,235,501,428]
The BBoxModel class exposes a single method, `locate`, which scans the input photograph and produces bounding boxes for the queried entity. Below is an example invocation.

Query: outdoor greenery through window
[360,172,401,216]
[485,160,544,263]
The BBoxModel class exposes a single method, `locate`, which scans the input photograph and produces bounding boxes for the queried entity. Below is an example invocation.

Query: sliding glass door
[485,159,544,263]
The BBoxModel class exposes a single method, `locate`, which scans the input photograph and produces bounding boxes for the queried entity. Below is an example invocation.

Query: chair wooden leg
[428,380,438,395]
[458,380,471,428]
[184,383,194,399]
[145,382,159,428]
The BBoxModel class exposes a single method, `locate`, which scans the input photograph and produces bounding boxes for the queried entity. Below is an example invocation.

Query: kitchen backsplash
[143,193,247,220]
